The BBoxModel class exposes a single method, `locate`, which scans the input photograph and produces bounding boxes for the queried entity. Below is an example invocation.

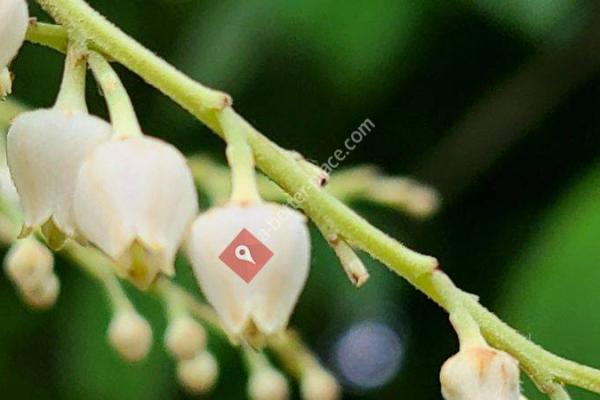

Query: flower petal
[187,203,310,339]
[73,137,198,272]
[7,109,112,236]
[187,206,253,337]
[0,0,28,69]
[248,204,310,335]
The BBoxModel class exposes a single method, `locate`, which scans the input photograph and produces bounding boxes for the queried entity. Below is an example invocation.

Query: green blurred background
[3,0,600,399]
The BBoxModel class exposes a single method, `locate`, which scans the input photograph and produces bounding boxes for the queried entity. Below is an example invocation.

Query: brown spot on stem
[327,233,339,245]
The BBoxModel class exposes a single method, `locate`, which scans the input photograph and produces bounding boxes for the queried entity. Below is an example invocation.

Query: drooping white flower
[7,109,112,247]
[73,136,198,289]
[0,0,29,96]
[440,344,521,400]
[187,203,310,343]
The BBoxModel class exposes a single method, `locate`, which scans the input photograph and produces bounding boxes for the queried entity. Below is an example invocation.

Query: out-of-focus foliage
[501,163,600,400]
[472,0,583,42]
[3,0,600,399]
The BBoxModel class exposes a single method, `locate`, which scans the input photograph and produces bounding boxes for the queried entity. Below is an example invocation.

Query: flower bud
[7,109,112,247]
[73,137,198,289]
[371,177,440,218]
[21,273,60,309]
[107,310,153,362]
[248,368,289,400]
[177,351,219,394]
[187,203,310,342]
[164,315,207,360]
[300,368,340,400]
[4,238,54,290]
[0,0,28,95]
[440,345,520,400]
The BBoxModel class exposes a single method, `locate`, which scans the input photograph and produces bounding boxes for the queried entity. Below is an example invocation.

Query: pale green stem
[30,0,600,395]
[153,278,222,332]
[64,243,132,311]
[449,308,486,350]
[36,0,230,114]
[546,384,571,400]
[241,346,272,374]
[152,277,187,321]
[431,271,485,349]
[188,156,438,218]
[269,331,321,379]
[218,107,260,204]
[26,21,69,53]
[288,151,330,186]
[54,42,87,112]
[188,155,232,204]
[87,51,142,137]
[26,21,105,55]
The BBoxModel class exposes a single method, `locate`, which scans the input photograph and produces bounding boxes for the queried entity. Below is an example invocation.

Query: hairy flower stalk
[159,282,208,361]
[0,0,28,97]
[7,44,111,249]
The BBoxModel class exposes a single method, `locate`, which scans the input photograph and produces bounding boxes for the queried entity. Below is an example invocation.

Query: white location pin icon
[235,245,256,264]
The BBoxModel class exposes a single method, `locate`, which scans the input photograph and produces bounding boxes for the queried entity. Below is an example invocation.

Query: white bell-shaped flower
[7,109,112,246]
[187,203,310,343]
[73,136,198,289]
[440,344,521,400]
[0,0,28,96]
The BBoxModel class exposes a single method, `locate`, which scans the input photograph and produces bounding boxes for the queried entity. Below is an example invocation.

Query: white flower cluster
[0,3,330,397]
[2,0,311,346]
[7,112,310,342]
